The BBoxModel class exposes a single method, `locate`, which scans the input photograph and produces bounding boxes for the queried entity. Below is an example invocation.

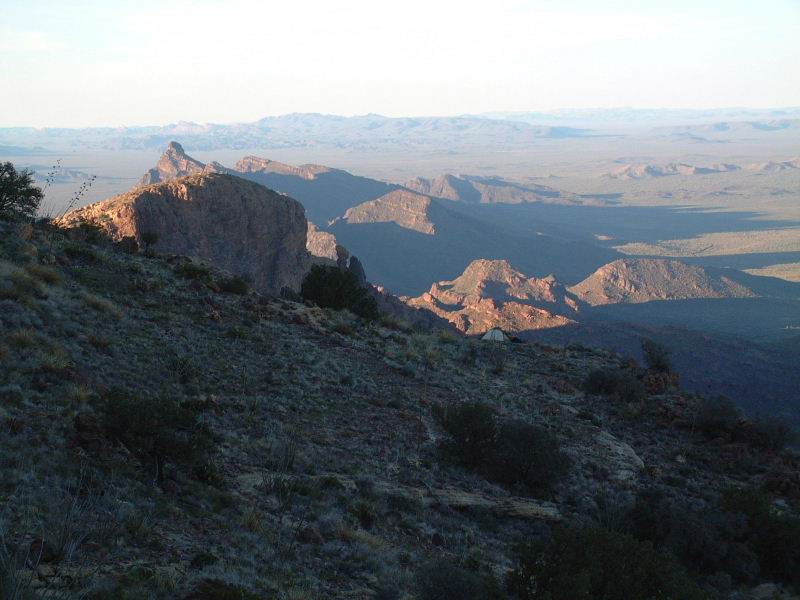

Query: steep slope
[570,258,759,306]
[56,172,310,294]
[406,259,581,334]
[1,219,798,600]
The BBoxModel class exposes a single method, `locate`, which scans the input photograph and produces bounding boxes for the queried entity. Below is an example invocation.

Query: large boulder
[56,173,310,294]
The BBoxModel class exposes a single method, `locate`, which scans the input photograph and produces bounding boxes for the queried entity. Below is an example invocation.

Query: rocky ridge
[56,172,310,294]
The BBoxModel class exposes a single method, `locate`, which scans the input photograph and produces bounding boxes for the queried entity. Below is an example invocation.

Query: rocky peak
[57,173,310,294]
[136,141,208,188]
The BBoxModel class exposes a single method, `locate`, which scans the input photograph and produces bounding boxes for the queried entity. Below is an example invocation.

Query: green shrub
[100,388,212,482]
[416,559,502,600]
[218,274,251,294]
[622,488,760,584]
[486,422,571,491]
[300,264,379,319]
[749,415,795,451]
[722,487,800,588]
[583,368,644,402]
[140,232,159,248]
[174,262,211,280]
[63,242,100,262]
[433,401,497,468]
[434,401,570,493]
[0,162,43,219]
[507,526,709,600]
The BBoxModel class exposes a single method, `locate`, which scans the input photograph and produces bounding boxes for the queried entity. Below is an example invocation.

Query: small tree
[641,337,672,373]
[0,162,44,219]
[300,264,379,319]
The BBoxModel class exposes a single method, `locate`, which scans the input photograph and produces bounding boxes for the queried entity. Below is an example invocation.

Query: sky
[1,0,799,127]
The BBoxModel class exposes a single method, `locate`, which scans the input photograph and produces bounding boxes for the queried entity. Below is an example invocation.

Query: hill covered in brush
[0,206,798,599]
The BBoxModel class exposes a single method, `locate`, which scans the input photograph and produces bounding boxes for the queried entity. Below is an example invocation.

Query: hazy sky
[1,0,798,127]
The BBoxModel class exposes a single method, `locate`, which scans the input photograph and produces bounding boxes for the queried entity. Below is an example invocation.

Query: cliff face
[57,173,310,294]
[306,221,340,262]
[338,190,437,234]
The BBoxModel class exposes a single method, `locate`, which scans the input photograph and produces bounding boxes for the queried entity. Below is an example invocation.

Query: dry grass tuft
[83,294,122,319]
[10,327,37,350]
[24,262,64,286]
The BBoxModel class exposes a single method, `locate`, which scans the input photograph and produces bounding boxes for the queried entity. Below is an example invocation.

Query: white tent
[481,328,510,342]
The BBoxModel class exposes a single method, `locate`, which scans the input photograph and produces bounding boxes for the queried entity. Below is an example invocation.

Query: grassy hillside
[0,218,798,600]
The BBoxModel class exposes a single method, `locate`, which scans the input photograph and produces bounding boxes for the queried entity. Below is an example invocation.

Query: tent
[481,328,510,342]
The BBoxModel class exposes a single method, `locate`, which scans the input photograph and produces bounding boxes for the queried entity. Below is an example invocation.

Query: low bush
[641,337,672,373]
[300,264,379,319]
[507,526,709,600]
[416,559,502,600]
[218,274,251,294]
[434,401,570,493]
[486,422,571,491]
[696,395,742,440]
[722,487,800,589]
[174,262,210,281]
[748,415,795,451]
[100,388,212,483]
[433,401,497,469]
[583,368,645,402]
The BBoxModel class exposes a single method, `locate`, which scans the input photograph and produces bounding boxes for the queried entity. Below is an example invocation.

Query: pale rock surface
[406,259,581,335]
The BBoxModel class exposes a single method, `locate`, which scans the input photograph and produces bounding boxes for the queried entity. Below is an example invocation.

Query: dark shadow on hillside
[451,202,800,247]
[522,321,800,431]
[236,170,399,224]
[582,297,800,342]
[330,208,621,296]
[678,252,800,271]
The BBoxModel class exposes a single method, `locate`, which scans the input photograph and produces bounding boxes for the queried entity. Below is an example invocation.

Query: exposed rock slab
[57,173,310,294]
[406,259,580,335]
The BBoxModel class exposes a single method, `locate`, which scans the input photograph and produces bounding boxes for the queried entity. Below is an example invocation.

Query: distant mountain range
[3,110,799,154]
[477,107,800,127]
[0,113,591,152]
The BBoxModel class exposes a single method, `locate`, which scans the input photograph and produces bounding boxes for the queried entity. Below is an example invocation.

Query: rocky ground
[0,218,798,599]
